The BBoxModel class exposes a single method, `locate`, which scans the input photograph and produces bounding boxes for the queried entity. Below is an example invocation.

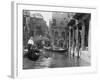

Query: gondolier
[27,36,34,50]
[27,36,40,61]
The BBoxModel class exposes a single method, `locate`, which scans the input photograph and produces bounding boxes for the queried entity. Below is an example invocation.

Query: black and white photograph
[23,10,91,69]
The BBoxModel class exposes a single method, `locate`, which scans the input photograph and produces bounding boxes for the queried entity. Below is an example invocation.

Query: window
[60,21,64,25]
[62,32,65,39]
[52,30,54,35]
[59,40,64,48]
[54,40,57,46]
[55,31,58,37]
[52,19,56,26]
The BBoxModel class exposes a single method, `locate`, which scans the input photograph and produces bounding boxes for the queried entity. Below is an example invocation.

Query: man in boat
[27,36,34,50]
[27,36,40,61]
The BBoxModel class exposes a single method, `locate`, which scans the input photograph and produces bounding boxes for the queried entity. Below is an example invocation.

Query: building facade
[49,12,75,48]
[23,11,48,47]
[23,10,30,47]
[29,13,48,38]
[67,13,91,58]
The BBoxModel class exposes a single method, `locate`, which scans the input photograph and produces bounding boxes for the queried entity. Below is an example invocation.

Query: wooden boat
[27,49,40,61]
[44,47,68,53]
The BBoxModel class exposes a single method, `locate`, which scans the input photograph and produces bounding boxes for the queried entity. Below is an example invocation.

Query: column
[81,21,85,50]
[68,26,71,56]
[76,25,79,58]
[88,19,91,49]
[72,28,75,57]
[66,31,69,49]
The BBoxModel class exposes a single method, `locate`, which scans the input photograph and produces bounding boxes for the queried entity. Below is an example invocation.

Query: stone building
[67,13,91,59]
[29,13,48,38]
[49,12,75,48]
[23,11,48,47]
[23,10,30,47]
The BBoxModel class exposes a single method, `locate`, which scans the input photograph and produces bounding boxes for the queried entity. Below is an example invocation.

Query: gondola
[27,48,40,61]
[44,47,68,53]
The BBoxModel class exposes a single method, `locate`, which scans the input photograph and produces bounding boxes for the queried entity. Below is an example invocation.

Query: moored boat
[44,46,68,53]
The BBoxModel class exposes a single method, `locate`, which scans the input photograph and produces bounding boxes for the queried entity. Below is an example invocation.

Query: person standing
[27,36,34,50]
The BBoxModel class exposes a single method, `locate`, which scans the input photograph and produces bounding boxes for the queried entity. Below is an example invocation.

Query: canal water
[23,50,90,69]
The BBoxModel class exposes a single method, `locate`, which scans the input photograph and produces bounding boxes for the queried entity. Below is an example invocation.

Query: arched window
[52,30,54,35]
[55,31,58,37]
[52,19,56,26]
[62,32,65,40]
[36,25,43,36]
[59,40,64,48]
[54,40,58,46]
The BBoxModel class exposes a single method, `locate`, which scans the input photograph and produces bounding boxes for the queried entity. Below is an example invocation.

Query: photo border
[11,1,97,78]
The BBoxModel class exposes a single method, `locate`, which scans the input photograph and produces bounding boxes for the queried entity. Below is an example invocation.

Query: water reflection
[23,50,90,69]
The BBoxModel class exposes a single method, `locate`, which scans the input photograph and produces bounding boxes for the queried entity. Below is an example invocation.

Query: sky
[30,11,52,26]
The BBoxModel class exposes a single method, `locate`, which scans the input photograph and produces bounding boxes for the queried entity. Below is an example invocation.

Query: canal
[23,50,90,69]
